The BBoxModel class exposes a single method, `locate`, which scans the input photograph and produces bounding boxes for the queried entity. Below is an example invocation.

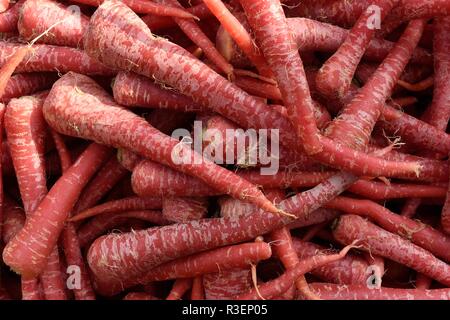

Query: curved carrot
[2,143,112,278]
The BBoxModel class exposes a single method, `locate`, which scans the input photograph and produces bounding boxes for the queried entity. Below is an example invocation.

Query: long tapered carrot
[2,143,112,278]
[315,0,399,98]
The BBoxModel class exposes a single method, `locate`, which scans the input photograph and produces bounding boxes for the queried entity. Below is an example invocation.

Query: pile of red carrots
[0,0,449,301]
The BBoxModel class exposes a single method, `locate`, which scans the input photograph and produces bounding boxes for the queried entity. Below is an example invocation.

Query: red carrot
[72,0,196,18]
[166,278,192,300]
[69,196,162,222]
[0,0,24,33]
[73,156,129,214]
[397,76,434,92]
[2,196,25,244]
[236,244,354,300]
[50,130,72,173]
[158,0,233,76]
[315,0,399,98]
[77,210,169,248]
[142,3,211,31]
[292,239,369,285]
[0,46,30,99]
[2,143,112,278]
[332,214,450,286]
[239,0,321,155]
[123,292,159,300]
[44,72,281,216]
[0,41,114,75]
[18,0,89,47]
[0,73,57,103]
[324,19,426,150]
[204,3,270,76]
[326,197,450,263]
[308,283,450,300]
[203,269,252,300]
[112,72,202,112]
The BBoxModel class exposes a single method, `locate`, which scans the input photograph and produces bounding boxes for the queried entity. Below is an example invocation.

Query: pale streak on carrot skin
[0,0,25,33]
[308,283,450,300]
[292,239,369,285]
[18,0,89,48]
[83,1,421,179]
[324,19,426,151]
[315,0,399,99]
[43,73,281,217]
[239,0,321,155]
[0,41,115,75]
[157,0,233,76]
[333,215,450,287]
[2,143,112,278]
[70,196,162,222]
[235,245,354,300]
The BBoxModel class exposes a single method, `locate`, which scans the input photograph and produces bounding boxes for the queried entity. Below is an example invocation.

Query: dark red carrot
[309,283,450,300]
[83,1,422,179]
[397,76,434,92]
[50,130,72,173]
[332,214,450,286]
[0,41,114,75]
[69,196,162,222]
[44,72,281,216]
[2,143,112,278]
[123,292,159,300]
[315,0,399,98]
[18,0,89,47]
[2,196,25,244]
[236,244,354,300]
